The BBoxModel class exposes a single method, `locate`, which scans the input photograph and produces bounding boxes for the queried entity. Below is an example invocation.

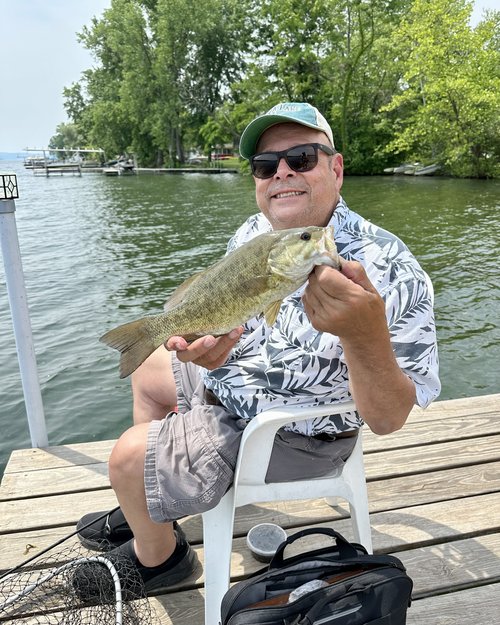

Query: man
[76,102,440,596]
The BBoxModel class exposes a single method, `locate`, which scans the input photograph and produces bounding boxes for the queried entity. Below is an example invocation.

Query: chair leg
[349,485,372,553]
[202,489,236,625]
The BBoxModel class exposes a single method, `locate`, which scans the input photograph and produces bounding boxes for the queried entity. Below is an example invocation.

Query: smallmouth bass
[101,225,340,378]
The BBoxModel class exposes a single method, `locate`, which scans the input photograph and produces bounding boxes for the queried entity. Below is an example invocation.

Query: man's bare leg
[108,423,176,566]
[131,346,177,424]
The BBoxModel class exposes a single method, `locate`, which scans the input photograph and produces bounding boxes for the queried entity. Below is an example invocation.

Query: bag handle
[269,528,360,568]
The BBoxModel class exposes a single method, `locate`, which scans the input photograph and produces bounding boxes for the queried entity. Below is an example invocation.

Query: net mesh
[0,543,159,625]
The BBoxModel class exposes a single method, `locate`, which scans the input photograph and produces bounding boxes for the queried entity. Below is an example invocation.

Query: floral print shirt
[202,197,440,436]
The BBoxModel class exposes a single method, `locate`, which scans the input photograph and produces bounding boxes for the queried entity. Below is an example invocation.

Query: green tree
[383,0,500,177]
[48,123,85,154]
[66,0,250,166]
[226,0,410,173]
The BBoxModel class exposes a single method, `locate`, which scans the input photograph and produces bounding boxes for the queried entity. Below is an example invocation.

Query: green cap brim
[239,115,322,159]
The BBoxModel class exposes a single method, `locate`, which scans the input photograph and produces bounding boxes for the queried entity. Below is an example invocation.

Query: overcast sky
[0,0,496,153]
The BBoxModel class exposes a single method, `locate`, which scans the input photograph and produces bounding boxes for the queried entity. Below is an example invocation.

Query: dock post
[0,172,48,447]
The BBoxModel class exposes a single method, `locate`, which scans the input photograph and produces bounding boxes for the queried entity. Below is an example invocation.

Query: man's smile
[269,188,307,200]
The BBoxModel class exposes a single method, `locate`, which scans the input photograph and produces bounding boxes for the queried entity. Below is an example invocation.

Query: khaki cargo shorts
[144,355,357,523]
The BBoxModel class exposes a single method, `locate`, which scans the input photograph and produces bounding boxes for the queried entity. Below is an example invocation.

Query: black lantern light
[0,173,19,200]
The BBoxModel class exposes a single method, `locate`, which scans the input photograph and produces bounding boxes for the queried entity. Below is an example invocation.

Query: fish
[101,225,341,378]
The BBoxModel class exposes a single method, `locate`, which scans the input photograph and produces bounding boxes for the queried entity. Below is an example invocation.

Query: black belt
[313,430,358,441]
[204,388,223,406]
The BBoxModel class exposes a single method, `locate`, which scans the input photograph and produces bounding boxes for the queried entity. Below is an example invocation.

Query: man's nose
[274,156,295,177]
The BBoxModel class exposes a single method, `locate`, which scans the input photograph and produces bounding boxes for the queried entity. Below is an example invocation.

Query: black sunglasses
[250,143,336,179]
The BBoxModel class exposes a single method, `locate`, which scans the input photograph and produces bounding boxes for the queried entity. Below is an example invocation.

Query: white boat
[393,163,420,174]
[414,163,440,176]
[102,155,137,176]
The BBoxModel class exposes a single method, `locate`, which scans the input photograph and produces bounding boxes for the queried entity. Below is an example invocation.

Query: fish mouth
[315,227,341,269]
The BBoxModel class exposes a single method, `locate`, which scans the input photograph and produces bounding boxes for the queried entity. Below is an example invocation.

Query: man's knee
[109,424,149,489]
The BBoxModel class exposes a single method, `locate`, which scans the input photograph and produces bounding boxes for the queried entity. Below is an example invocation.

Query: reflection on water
[0,163,499,474]
[343,175,500,402]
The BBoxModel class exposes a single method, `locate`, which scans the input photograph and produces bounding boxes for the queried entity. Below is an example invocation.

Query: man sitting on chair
[76,102,440,595]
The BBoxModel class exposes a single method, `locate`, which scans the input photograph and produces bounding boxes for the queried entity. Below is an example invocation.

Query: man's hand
[303,259,416,435]
[302,260,386,342]
[165,327,244,369]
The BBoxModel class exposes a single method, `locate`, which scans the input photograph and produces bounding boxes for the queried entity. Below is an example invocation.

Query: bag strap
[300,583,364,625]
[269,528,360,568]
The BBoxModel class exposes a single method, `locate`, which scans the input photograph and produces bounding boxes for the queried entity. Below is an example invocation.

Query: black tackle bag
[220,528,412,625]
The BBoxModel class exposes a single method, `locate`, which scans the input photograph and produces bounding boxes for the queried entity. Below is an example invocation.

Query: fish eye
[300,232,311,241]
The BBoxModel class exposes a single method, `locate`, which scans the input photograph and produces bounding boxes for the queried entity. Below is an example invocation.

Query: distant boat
[413,163,440,176]
[23,156,51,169]
[388,162,440,176]
[393,163,420,174]
[103,167,120,177]
[103,155,137,176]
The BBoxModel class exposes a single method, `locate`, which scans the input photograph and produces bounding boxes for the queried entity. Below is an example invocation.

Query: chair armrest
[234,400,356,486]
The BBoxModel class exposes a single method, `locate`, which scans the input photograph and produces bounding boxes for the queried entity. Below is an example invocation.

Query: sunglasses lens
[286,145,318,172]
[251,154,278,179]
[250,144,321,179]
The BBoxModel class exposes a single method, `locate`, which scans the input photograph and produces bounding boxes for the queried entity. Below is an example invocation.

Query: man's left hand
[302,260,386,342]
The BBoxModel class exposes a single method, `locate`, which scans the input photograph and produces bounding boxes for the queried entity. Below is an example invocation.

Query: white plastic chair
[201,400,372,625]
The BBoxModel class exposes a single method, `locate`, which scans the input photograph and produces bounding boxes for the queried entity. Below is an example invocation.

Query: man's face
[253,123,343,230]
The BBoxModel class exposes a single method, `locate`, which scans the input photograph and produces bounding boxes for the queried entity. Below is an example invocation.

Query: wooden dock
[33,163,82,177]
[1,393,499,624]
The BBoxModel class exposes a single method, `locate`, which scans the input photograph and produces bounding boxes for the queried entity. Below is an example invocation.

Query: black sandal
[76,507,185,551]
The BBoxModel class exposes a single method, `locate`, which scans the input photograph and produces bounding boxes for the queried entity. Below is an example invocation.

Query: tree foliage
[382,0,500,177]
[63,0,500,176]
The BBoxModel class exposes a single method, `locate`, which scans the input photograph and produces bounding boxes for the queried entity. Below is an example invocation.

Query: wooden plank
[4,394,499,475]
[153,534,500,623]
[2,515,499,624]
[2,441,115,475]
[0,461,111,500]
[148,533,500,625]
[2,490,499,581]
[405,393,499,420]
[1,394,498,625]
[151,582,500,625]
[2,458,500,537]
[407,583,500,624]
[3,431,500,501]
[365,434,500,478]
[402,533,500,599]
[363,412,500,452]
[4,576,498,625]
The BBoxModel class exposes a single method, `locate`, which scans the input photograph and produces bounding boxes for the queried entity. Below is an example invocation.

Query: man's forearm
[342,333,416,435]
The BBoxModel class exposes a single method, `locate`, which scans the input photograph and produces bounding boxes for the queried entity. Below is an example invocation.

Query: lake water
[1,161,499,476]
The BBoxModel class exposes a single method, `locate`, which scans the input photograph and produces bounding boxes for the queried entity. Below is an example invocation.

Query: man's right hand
[165,327,244,370]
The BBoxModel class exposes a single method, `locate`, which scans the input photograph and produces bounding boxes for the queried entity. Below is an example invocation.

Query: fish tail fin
[100,316,163,378]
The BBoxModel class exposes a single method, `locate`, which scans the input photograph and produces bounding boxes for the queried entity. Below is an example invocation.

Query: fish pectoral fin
[263,300,283,326]
[238,274,272,295]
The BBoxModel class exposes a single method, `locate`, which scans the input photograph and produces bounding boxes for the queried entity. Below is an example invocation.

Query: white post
[0,172,48,447]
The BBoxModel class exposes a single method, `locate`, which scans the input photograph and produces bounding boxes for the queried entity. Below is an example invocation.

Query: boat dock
[1,393,499,624]
[33,162,82,177]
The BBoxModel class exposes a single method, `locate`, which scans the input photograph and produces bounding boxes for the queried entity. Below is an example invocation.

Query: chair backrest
[232,400,359,506]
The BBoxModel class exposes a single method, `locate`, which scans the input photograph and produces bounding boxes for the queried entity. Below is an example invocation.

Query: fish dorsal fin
[264,300,283,326]
[164,271,204,311]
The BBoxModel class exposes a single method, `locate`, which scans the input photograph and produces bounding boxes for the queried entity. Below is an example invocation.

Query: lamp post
[0,172,48,447]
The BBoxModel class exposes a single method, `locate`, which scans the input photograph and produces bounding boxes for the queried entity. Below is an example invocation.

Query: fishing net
[0,542,159,625]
